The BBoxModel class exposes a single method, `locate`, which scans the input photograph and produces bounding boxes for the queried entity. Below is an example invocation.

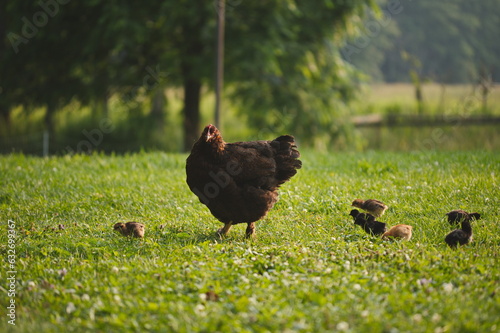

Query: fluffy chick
[446,210,481,225]
[351,199,388,218]
[113,222,145,238]
[445,219,473,248]
[349,209,387,236]
[382,224,413,241]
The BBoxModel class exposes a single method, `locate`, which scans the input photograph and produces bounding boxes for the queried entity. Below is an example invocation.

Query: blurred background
[1,0,499,155]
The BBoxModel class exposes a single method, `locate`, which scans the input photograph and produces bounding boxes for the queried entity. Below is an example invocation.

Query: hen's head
[197,124,225,152]
[202,124,220,141]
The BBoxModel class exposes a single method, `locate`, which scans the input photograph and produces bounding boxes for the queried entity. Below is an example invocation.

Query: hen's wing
[224,135,301,190]
[186,135,301,224]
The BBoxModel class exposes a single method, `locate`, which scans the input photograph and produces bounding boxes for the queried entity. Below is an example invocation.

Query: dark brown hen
[186,124,302,238]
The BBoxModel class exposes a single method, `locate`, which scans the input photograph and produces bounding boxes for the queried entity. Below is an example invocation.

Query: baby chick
[113,222,145,238]
[351,199,388,218]
[382,224,413,241]
[445,219,473,248]
[204,290,220,302]
[349,209,387,236]
[446,210,481,225]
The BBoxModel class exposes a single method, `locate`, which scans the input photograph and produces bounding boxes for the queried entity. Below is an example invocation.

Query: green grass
[1,151,499,332]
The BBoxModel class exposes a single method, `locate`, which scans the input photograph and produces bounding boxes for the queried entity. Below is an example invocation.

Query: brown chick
[204,291,220,302]
[382,224,413,241]
[446,210,481,226]
[113,222,145,238]
[351,199,388,218]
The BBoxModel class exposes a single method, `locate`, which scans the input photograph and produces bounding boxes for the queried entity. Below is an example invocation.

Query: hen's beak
[205,124,216,141]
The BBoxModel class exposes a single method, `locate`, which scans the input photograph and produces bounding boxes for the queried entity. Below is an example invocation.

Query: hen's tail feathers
[272,135,302,184]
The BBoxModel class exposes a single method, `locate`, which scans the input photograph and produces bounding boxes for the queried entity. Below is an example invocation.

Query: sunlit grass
[0,151,499,332]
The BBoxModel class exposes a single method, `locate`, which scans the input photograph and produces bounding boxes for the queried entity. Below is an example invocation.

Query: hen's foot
[245,222,256,239]
[217,223,233,237]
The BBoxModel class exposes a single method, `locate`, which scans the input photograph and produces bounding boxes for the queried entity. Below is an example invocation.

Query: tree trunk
[0,107,10,127]
[92,93,109,120]
[150,88,165,125]
[478,69,491,113]
[178,16,205,152]
[183,78,202,152]
[44,103,56,155]
[415,83,423,115]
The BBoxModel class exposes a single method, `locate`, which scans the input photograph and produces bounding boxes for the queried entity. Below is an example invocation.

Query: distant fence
[352,114,500,128]
[351,114,500,151]
[1,115,499,155]
[0,131,50,156]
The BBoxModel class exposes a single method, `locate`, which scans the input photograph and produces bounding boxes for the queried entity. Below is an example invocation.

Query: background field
[353,83,500,116]
[1,151,499,332]
[2,83,499,154]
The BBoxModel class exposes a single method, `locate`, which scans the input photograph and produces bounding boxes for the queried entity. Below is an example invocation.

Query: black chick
[445,219,473,248]
[349,209,387,236]
[446,210,481,225]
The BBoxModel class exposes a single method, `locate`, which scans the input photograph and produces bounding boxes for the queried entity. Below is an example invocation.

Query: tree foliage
[344,0,500,84]
[1,0,374,152]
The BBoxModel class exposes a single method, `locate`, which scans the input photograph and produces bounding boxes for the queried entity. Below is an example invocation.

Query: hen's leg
[217,223,232,237]
[245,222,256,238]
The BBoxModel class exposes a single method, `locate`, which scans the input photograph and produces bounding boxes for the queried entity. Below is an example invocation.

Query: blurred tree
[223,1,373,147]
[340,0,401,82]
[462,0,500,112]
[1,0,375,152]
[2,1,91,147]
[377,0,477,83]
[344,0,500,87]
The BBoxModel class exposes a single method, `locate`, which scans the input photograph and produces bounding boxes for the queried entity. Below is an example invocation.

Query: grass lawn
[1,151,499,332]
